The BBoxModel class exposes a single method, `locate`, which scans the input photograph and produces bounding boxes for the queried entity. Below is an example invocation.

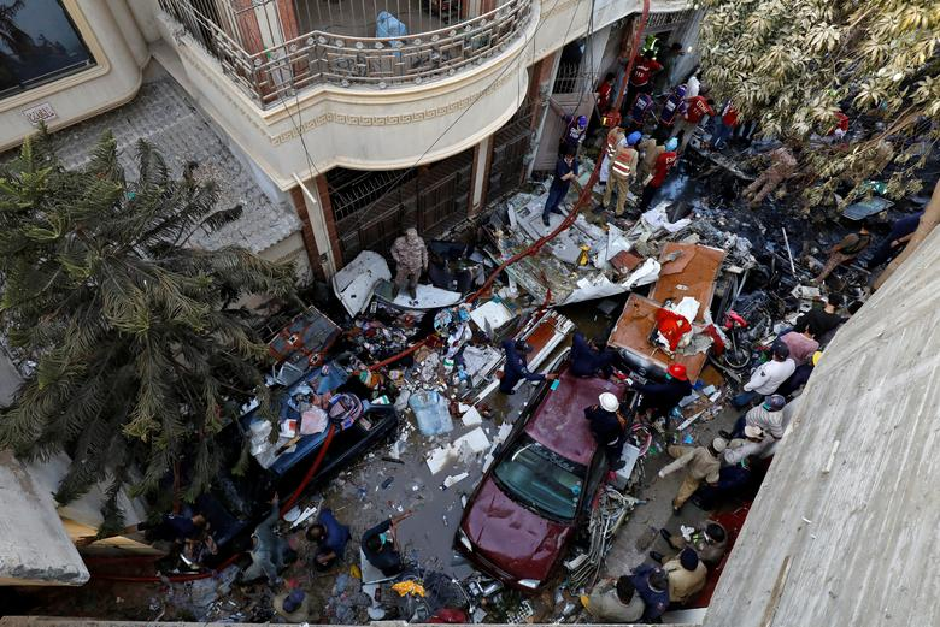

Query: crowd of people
[557,291,850,622]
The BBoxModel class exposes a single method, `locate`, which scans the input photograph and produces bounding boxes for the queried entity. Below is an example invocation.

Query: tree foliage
[699,0,940,206]
[0,129,295,510]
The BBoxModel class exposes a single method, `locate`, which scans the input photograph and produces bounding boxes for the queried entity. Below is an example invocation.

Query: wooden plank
[650,242,726,321]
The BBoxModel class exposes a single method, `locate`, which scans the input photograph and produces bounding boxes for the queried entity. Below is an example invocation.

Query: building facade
[0,0,700,281]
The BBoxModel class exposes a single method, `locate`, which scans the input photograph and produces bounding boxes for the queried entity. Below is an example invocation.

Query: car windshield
[494,436,586,521]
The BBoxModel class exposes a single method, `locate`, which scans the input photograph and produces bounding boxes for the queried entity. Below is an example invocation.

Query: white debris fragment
[469,301,513,331]
[333,251,391,316]
[455,427,490,455]
[427,445,456,474]
[443,472,469,488]
[461,407,483,427]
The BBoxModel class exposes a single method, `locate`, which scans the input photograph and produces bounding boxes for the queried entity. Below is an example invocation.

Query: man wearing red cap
[628,363,694,433]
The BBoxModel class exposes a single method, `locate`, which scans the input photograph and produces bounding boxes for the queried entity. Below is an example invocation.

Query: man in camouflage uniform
[742,145,800,206]
[390,227,428,300]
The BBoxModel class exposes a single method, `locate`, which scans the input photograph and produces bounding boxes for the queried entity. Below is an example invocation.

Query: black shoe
[542,216,551,227]
[649,551,664,564]
[593,203,607,214]
[611,459,626,471]
[659,529,672,542]
[718,430,733,440]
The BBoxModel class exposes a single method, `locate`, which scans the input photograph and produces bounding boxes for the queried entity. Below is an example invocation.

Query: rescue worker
[816,224,871,283]
[629,563,669,623]
[499,340,557,394]
[663,548,707,605]
[542,149,578,227]
[597,126,626,202]
[742,144,800,206]
[711,101,739,150]
[583,575,646,622]
[630,92,656,129]
[554,107,588,156]
[658,84,687,141]
[671,91,714,154]
[639,137,679,211]
[628,363,694,433]
[658,437,726,513]
[390,227,428,300]
[658,522,728,567]
[584,392,626,469]
[570,332,614,378]
[601,131,640,217]
[587,72,616,140]
[623,53,663,119]
[636,134,663,186]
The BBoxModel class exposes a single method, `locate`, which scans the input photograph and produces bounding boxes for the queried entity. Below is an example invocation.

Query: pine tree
[0,128,295,514]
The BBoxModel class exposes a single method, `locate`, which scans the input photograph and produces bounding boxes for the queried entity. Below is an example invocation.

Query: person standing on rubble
[622,53,664,120]
[636,134,663,186]
[542,149,578,227]
[671,90,715,154]
[597,126,626,205]
[742,144,800,207]
[628,363,693,433]
[815,223,872,283]
[585,392,627,469]
[658,437,726,513]
[390,227,428,300]
[600,131,640,218]
[639,137,679,211]
[732,342,794,408]
[499,339,557,394]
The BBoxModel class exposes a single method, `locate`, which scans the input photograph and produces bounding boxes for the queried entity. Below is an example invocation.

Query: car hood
[462,477,572,582]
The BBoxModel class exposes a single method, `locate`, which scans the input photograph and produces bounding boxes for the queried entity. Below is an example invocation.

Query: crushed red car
[456,369,623,590]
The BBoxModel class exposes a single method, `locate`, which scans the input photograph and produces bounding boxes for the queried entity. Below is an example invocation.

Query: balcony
[158,0,532,107]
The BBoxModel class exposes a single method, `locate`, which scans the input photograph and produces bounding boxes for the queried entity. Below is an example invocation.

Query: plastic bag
[409,390,454,435]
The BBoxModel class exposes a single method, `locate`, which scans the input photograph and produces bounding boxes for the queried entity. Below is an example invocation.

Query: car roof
[523,370,622,465]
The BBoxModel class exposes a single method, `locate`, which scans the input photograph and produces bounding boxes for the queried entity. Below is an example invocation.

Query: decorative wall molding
[270,71,515,145]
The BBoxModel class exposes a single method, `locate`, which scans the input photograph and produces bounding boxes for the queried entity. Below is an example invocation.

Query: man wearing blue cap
[639,137,679,210]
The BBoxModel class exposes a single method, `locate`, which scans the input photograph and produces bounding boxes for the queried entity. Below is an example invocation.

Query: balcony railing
[159,0,533,108]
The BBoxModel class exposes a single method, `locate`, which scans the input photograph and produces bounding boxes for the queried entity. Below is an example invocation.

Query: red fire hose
[371,0,652,368]
[92,4,652,582]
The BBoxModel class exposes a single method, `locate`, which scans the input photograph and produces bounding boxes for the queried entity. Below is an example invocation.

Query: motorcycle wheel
[721,345,751,370]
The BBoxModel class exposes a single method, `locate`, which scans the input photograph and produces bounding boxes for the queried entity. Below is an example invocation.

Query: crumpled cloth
[656,308,693,351]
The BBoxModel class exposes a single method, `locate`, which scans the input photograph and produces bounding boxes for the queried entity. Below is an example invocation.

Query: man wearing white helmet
[584,391,627,469]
